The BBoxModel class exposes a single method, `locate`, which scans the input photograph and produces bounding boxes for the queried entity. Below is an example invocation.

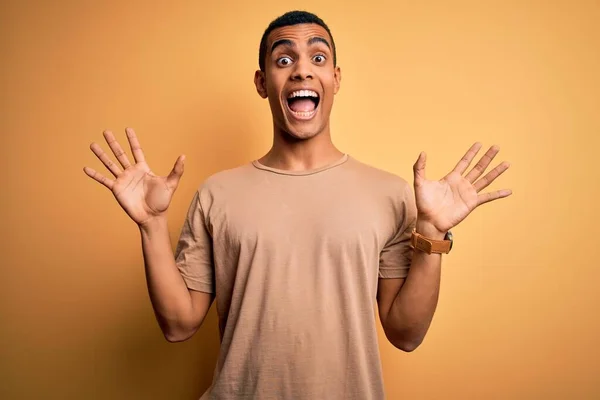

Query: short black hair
[258,10,337,72]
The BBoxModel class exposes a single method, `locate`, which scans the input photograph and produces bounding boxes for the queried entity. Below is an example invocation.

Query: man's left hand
[412,142,512,236]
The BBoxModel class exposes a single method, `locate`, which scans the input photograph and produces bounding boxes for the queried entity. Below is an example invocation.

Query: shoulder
[345,156,412,195]
[193,162,253,192]
[345,156,417,226]
[189,162,257,208]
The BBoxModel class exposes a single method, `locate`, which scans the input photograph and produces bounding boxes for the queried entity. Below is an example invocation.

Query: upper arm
[187,289,215,333]
[172,188,216,340]
[376,277,405,327]
[377,181,415,322]
[175,188,216,294]
[378,181,416,279]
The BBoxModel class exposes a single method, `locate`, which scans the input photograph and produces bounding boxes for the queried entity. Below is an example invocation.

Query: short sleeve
[378,182,417,279]
[174,188,215,293]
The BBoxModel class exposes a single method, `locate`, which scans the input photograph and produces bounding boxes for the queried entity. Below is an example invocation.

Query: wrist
[139,215,168,233]
[415,219,446,240]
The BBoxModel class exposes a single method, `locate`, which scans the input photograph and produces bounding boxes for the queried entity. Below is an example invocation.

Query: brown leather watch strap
[410,229,453,254]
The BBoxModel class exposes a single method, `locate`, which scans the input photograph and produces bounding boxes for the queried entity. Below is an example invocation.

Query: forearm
[139,216,196,340]
[384,220,444,350]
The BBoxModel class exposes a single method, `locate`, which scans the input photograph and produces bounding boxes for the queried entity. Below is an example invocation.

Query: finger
[452,142,482,175]
[83,166,114,190]
[125,127,146,164]
[166,155,185,190]
[474,161,510,192]
[464,145,500,183]
[413,151,427,187]
[103,130,133,169]
[477,189,512,206]
[89,142,122,177]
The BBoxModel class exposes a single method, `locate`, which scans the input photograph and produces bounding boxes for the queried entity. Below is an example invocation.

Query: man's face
[255,23,341,140]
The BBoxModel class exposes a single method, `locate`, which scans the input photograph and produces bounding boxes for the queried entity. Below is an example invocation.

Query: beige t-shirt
[175,154,417,400]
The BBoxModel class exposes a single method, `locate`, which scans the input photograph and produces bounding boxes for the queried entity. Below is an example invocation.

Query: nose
[291,56,313,81]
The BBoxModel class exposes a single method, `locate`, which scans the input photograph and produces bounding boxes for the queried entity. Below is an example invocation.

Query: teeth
[290,109,316,117]
[289,90,318,98]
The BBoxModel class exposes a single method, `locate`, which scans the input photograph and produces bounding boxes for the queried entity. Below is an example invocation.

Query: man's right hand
[83,128,185,226]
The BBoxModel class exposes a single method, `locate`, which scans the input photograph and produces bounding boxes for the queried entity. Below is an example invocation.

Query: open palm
[413,143,512,233]
[83,128,185,226]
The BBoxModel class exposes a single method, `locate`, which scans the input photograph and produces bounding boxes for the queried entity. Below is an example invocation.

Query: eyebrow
[308,36,331,49]
[270,36,332,54]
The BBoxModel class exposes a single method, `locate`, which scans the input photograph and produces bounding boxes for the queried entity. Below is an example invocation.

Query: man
[83,10,511,400]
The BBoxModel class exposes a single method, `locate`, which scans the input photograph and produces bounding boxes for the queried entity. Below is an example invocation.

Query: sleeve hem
[181,276,215,294]
[378,267,410,279]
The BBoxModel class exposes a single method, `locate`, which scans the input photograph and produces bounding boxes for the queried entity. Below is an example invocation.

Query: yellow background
[1,0,599,399]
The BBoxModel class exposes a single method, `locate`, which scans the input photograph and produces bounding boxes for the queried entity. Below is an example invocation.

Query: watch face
[445,230,454,251]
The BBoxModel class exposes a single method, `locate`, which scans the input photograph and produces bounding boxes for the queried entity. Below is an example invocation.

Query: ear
[254,70,268,99]
[333,66,342,95]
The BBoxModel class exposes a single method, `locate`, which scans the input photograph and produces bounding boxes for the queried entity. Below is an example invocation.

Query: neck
[258,122,344,172]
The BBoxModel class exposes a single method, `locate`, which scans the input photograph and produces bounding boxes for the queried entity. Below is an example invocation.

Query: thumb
[413,151,426,187]
[166,154,185,190]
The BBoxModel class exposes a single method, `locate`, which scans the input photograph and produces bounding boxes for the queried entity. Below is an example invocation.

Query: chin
[282,125,322,141]
[277,116,332,141]
[279,109,330,141]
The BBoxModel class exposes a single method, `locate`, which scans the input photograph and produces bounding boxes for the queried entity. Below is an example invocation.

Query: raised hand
[83,128,185,226]
[413,142,512,234]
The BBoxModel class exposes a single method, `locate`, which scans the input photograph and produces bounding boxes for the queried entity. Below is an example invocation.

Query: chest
[206,183,394,258]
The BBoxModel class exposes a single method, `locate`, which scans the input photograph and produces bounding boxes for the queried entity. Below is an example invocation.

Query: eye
[313,54,326,64]
[277,57,293,67]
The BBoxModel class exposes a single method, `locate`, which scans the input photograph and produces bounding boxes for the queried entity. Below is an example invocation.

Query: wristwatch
[410,228,454,254]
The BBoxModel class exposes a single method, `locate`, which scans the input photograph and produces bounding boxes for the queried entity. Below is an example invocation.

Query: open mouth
[286,90,320,120]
